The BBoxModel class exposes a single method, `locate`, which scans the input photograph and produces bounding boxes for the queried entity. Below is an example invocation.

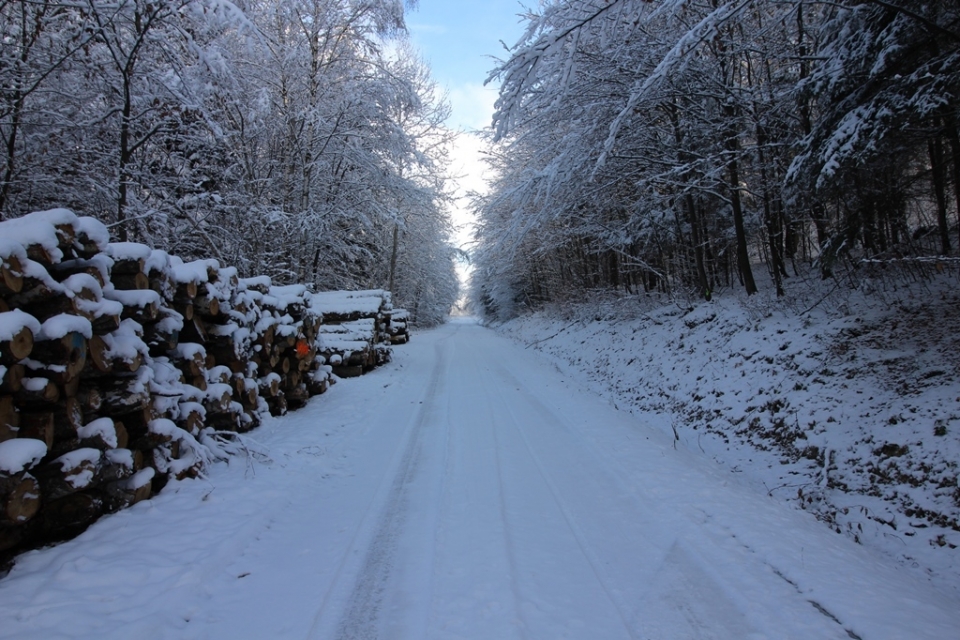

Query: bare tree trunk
[117,78,132,242]
[947,123,960,251]
[756,126,785,296]
[725,124,758,295]
[929,136,951,255]
[387,223,400,294]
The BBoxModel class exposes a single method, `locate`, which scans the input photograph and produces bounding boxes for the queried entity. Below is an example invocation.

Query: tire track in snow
[333,337,449,640]
[490,358,855,639]
[419,336,528,640]
[477,363,533,640]
[308,328,455,640]
[485,362,641,640]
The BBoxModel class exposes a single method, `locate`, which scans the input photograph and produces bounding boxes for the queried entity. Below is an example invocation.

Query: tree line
[471,0,960,319]
[0,0,458,326]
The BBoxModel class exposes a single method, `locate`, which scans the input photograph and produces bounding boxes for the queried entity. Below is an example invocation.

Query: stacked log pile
[0,208,387,567]
[387,309,410,345]
[309,290,393,378]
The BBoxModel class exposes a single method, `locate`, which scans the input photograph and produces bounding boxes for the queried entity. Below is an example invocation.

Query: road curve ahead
[0,319,957,640]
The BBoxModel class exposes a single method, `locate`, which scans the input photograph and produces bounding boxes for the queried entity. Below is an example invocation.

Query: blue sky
[403,0,534,261]
[407,0,532,130]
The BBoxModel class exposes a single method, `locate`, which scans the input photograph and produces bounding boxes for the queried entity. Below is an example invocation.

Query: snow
[497,276,960,595]
[309,289,389,316]
[19,257,61,290]
[179,400,206,422]
[173,342,206,363]
[54,448,102,470]
[209,322,250,349]
[101,319,148,365]
[118,467,155,491]
[270,283,306,296]
[148,420,216,477]
[0,208,77,263]
[206,365,233,384]
[170,257,220,285]
[149,359,186,416]
[78,418,119,449]
[0,320,957,638]
[253,315,278,334]
[0,309,41,342]
[261,372,281,385]
[102,286,161,310]
[52,448,102,489]
[219,266,238,283]
[20,378,49,392]
[145,249,172,275]
[105,242,152,261]
[60,272,101,298]
[104,448,134,470]
[0,238,28,263]
[205,383,234,403]
[317,318,379,364]
[56,254,112,285]
[0,440,47,475]
[37,313,92,340]
[61,272,123,318]
[240,275,271,291]
[74,217,109,251]
[154,310,184,334]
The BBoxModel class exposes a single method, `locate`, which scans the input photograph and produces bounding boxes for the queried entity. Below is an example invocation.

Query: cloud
[407,22,448,36]
[446,82,499,132]
[445,130,487,250]
[439,80,500,254]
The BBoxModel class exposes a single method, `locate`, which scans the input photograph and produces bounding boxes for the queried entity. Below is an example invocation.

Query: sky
[407,0,532,131]
[405,0,533,266]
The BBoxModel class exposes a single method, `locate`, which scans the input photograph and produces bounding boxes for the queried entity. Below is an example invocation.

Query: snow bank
[499,276,960,592]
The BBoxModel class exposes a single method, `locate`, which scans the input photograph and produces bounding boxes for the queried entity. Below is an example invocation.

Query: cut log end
[0,324,34,363]
[0,255,24,295]
[3,475,41,525]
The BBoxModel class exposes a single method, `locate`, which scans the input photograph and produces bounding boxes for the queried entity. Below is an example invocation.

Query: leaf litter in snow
[499,269,960,595]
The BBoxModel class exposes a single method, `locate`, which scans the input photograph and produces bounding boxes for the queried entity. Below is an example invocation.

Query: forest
[0,0,458,326]
[472,0,960,319]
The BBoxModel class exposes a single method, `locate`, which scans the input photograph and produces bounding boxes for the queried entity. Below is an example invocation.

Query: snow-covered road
[1,319,958,639]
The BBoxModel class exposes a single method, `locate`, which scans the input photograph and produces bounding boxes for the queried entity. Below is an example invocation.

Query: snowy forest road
[1,320,959,639]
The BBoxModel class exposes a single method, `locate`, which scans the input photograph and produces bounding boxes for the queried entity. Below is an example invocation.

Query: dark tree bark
[929,136,952,255]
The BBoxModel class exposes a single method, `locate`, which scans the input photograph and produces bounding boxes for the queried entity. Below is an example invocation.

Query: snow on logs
[0,208,398,564]
[387,308,410,345]
[310,290,394,378]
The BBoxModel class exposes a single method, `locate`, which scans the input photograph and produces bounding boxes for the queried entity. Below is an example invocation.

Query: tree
[474,0,960,319]
[787,1,960,270]
[0,1,98,217]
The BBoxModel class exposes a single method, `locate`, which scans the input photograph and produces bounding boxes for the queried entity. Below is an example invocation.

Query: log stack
[0,209,160,554]
[308,290,393,378]
[0,208,395,571]
[387,309,410,345]
[260,284,315,410]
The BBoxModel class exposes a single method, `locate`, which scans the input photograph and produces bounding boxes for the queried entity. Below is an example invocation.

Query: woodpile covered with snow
[310,290,393,378]
[387,309,410,345]
[0,209,398,561]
